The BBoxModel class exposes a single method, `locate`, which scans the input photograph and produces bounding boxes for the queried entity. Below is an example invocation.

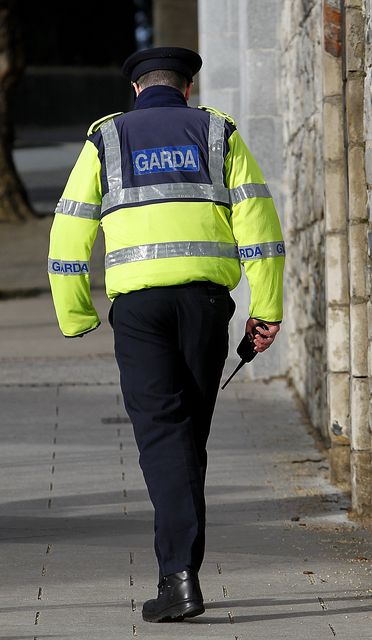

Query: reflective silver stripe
[105,241,238,268]
[238,241,286,261]
[100,119,122,194]
[55,198,101,220]
[101,182,230,213]
[48,259,90,275]
[208,113,225,185]
[101,181,271,212]
[230,183,272,204]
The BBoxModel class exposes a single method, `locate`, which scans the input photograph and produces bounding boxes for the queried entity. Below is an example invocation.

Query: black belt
[116,281,229,298]
[162,281,228,292]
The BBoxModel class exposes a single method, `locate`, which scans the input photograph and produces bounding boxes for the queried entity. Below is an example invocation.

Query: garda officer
[48,47,285,623]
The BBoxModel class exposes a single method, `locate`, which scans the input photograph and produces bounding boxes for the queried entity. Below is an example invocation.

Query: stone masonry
[345,0,371,516]
[365,0,372,489]
[361,0,372,514]
[322,0,351,483]
[281,0,327,437]
[280,0,372,516]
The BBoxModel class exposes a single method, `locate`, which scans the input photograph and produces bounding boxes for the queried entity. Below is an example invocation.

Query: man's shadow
[184,593,372,624]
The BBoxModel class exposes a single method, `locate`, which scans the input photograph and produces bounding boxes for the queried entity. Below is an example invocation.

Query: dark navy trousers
[111,282,235,577]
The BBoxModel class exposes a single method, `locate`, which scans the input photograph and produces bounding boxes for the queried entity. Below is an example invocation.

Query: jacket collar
[133,85,188,110]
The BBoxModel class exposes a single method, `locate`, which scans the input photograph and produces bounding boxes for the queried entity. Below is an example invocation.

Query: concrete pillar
[365,0,372,518]
[198,0,288,376]
[238,0,287,378]
[198,0,240,117]
[322,0,351,485]
[344,0,372,516]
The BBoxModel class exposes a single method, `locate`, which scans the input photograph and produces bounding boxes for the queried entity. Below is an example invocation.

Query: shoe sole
[142,600,205,623]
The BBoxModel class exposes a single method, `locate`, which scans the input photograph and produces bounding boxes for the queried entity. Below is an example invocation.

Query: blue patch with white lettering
[133,145,200,176]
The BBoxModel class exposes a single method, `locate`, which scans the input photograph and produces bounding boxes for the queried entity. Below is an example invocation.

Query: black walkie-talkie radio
[221,322,268,389]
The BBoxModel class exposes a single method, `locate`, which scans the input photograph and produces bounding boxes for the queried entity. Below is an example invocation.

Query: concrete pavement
[0,292,372,639]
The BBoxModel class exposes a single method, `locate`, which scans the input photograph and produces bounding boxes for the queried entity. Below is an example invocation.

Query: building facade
[280,0,372,517]
[153,0,372,517]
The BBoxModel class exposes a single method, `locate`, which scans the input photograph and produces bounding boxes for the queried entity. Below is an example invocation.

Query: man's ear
[132,82,141,97]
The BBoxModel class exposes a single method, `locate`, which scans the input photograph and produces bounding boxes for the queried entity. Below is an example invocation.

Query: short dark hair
[137,69,188,91]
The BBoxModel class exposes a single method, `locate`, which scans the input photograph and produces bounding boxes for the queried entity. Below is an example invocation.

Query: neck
[134,85,188,110]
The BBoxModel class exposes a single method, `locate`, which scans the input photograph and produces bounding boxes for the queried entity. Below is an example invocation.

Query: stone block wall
[365,0,372,463]
[322,0,351,481]
[281,0,327,436]
[362,0,372,512]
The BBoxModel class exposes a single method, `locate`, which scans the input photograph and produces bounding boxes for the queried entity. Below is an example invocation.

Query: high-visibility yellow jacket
[49,91,285,337]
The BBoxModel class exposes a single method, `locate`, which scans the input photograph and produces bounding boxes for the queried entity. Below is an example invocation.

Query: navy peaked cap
[122,46,202,83]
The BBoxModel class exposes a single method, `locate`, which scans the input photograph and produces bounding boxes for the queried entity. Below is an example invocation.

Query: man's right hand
[245,317,280,353]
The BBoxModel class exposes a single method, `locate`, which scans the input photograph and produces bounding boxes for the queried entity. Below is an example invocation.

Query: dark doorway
[15,0,152,131]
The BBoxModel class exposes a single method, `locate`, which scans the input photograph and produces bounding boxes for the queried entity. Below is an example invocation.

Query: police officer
[48,46,285,623]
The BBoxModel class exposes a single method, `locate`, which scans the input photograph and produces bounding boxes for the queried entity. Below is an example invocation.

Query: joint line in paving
[329,624,336,636]
[34,385,60,632]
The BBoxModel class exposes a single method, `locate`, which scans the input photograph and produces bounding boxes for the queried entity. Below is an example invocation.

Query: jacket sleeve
[48,139,102,337]
[225,129,285,322]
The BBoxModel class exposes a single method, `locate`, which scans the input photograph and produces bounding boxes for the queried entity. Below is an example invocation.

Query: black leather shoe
[142,569,205,622]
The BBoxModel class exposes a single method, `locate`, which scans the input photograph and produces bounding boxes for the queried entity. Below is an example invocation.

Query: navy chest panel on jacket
[91,106,232,203]
[119,107,211,189]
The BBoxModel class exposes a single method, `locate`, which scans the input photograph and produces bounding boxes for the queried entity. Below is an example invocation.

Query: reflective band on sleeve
[101,182,230,213]
[230,183,272,204]
[208,114,225,185]
[48,259,90,275]
[100,119,122,194]
[238,241,286,261]
[105,241,238,268]
[55,198,101,220]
